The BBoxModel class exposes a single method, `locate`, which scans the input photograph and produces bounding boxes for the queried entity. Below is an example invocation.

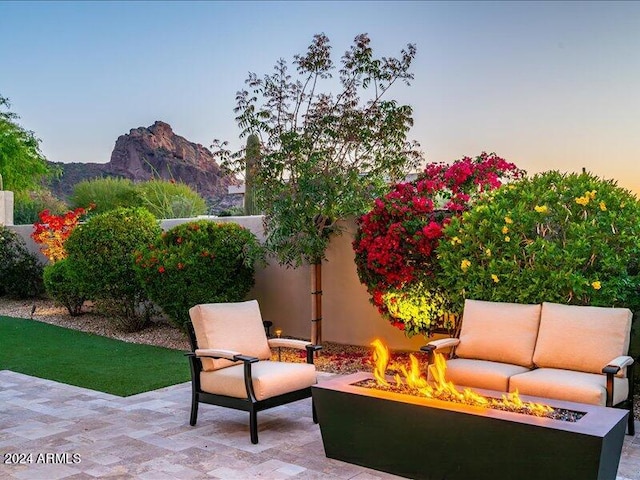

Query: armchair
[186,300,322,444]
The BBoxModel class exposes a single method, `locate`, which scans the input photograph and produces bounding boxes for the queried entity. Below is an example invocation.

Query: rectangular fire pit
[312,372,628,480]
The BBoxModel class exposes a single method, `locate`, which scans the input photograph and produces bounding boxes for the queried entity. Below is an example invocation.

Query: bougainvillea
[32,207,89,262]
[353,152,522,337]
[437,171,640,313]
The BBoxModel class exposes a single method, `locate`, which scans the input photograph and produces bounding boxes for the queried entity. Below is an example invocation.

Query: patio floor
[1,370,639,480]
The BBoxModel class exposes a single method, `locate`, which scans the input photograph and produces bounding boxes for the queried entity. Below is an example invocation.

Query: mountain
[48,121,240,212]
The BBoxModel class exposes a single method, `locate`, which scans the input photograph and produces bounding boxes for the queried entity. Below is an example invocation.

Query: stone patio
[1,370,639,479]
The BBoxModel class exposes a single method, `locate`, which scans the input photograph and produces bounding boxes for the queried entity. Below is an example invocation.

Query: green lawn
[0,315,190,396]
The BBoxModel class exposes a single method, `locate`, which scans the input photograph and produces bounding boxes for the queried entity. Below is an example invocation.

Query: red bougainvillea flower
[353,152,523,337]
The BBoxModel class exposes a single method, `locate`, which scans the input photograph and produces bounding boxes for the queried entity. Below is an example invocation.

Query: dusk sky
[2,1,639,194]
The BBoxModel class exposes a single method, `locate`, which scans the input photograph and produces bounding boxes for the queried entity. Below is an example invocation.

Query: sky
[1,0,639,194]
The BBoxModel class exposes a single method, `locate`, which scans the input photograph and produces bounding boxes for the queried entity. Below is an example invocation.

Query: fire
[370,339,554,416]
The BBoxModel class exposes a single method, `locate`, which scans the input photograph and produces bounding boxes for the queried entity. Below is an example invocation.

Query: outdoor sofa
[422,299,636,435]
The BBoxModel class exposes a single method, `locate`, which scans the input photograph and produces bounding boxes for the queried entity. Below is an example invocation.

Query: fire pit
[312,341,628,480]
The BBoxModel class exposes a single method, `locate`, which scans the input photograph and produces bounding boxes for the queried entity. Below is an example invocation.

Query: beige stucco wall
[0,191,14,226]
[9,215,436,351]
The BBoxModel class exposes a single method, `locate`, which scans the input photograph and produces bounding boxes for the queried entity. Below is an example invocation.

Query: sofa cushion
[200,361,317,400]
[533,302,632,374]
[430,358,530,392]
[509,368,629,406]
[189,300,272,371]
[455,299,542,368]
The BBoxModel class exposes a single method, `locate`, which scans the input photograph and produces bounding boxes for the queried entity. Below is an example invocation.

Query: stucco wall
[9,215,437,351]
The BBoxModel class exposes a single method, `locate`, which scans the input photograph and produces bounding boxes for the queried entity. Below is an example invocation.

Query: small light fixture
[275,329,282,338]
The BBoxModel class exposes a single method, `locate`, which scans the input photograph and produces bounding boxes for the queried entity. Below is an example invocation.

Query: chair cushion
[455,299,542,368]
[533,302,632,375]
[429,358,530,392]
[200,361,317,400]
[189,300,271,371]
[509,368,629,406]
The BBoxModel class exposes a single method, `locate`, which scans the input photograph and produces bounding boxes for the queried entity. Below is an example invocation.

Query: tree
[216,33,422,344]
[0,95,52,192]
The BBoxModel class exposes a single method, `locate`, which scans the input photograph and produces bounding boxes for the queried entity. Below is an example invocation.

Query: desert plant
[43,258,87,316]
[437,171,640,314]
[243,134,260,216]
[70,177,138,214]
[64,207,162,331]
[353,153,522,337]
[0,226,44,298]
[134,220,264,329]
[135,179,207,219]
[13,190,68,225]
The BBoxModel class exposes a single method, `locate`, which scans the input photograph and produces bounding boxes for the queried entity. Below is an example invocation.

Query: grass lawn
[0,315,189,396]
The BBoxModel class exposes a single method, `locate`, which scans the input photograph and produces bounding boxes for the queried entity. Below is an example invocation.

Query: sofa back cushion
[189,300,272,371]
[533,302,632,374]
[455,299,542,368]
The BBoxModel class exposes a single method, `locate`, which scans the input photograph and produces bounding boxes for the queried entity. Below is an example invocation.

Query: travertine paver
[0,369,638,479]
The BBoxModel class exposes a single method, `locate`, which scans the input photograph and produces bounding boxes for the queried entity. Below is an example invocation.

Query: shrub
[353,153,522,337]
[32,207,88,262]
[134,220,264,329]
[0,226,44,298]
[135,179,207,219]
[437,171,640,314]
[70,177,138,215]
[43,258,87,316]
[65,207,162,331]
[13,190,68,225]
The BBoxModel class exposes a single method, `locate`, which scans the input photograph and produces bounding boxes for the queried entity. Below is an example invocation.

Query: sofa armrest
[602,355,635,374]
[420,338,460,354]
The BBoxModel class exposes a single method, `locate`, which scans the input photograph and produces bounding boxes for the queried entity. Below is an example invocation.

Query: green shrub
[134,220,264,328]
[13,190,68,225]
[135,179,207,219]
[70,177,138,215]
[437,171,640,314]
[43,258,87,316]
[65,207,162,331]
[0,226,44,298]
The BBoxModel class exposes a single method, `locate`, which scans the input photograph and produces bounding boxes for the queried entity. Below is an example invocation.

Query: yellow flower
[491,274,499,283]
[504,236,510,242]
[461,259,471,272]
[591,281,601,290]
[450,236,462,245]
[504,216,513,224]
[575,196,589,206]
[534,205,548,213]
[599,201,607,211]
[485,248,491,257]
[587,190,597,200]
[502,225,509,234]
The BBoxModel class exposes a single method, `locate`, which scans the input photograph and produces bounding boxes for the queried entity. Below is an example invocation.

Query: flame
[370,339,554,416]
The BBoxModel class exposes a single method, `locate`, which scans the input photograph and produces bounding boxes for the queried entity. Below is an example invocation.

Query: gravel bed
[1,297,638,420]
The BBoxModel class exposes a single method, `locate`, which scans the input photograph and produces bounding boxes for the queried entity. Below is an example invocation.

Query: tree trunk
[311,260,322,345]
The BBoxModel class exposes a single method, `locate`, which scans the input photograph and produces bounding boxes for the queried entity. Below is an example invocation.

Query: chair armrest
[420,338,460,354]
[602,356,635,374]
[268,338,312,350]
[195,348,259,363]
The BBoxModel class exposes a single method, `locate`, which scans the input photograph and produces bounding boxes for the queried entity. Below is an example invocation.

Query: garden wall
[10,216,434,351]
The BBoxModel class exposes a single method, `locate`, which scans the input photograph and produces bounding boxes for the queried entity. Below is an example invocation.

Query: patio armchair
[421,299,636,435]
[186,300,322,444]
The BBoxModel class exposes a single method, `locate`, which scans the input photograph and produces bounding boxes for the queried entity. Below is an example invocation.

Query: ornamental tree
[0,95,53,193]
[353,153,522,337]
[32,207,89,262]
[216,33,422,344]
[437,170,640,314]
